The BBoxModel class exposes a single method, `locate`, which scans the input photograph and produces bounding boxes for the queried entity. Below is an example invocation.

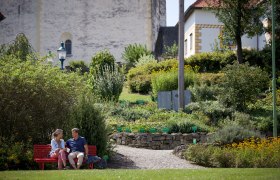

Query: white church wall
[0,0,166,64]
[0,0,39,49]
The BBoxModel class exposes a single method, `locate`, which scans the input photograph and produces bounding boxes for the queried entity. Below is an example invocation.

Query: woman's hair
[52,129,63,139]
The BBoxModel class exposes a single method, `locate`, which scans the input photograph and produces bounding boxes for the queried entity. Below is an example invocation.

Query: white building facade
[0,0,166,64]
[184,0,267,58]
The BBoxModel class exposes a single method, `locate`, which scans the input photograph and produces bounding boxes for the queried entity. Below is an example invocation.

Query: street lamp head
[57,41,66,60]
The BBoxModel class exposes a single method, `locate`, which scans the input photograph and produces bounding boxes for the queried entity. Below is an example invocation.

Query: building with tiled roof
[183,0,268,57]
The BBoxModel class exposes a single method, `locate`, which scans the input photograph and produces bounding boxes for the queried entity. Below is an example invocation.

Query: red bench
[33,144,97,170]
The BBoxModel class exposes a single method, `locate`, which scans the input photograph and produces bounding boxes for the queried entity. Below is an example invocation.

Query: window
[190,33,193,50]
[184,39,188,56]
[65,39,72,56]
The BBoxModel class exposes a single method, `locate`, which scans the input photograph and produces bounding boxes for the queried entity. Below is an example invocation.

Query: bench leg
[89,163,94,169]
[38,163,45,170]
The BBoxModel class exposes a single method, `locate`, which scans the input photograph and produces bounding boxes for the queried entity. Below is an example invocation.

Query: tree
[206,0,266,63]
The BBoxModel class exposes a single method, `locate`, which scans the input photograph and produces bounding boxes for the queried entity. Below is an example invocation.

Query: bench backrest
[33,144,97,158]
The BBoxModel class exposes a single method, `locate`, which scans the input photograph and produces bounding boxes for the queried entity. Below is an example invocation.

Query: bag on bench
[86,155,107,169]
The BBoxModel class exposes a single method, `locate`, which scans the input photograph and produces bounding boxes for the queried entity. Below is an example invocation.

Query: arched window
[65,39,72,56]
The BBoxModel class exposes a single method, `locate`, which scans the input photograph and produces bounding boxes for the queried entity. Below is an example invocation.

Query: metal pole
[272,0,277,137]
[60,59,64,70]
[178,0,185,111]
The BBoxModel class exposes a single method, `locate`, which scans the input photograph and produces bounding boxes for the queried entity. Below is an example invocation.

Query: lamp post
[57,42,66,70]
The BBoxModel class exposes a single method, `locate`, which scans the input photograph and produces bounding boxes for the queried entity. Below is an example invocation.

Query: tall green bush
[90,50,115,75]
[127,59,177,93]
[151,67,196,98]
[0,33,34,61]
[70,96,108,156]
[218,62,269,111]
[122,44,152,70]
[89,65,124,102]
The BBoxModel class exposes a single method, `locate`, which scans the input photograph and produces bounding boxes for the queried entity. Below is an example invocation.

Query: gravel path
[107,145,203,169]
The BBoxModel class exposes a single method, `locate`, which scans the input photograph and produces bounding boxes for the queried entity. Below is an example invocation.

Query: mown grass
[0,169,279,180]
[119,86,151,102]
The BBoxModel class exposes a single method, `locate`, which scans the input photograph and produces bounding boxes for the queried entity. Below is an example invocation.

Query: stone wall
[111,132,208,150]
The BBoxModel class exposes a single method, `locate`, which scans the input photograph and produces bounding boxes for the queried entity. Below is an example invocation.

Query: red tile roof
[183,0,262,23]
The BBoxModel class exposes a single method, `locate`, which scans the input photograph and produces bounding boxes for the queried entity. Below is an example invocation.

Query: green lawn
[1,169,279,180]
[119,86,151,102]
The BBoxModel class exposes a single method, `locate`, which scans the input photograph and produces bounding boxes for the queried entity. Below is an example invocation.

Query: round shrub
[185,144,216,167]
[196,73,224,86]
[135,54,157,67]
[185,101,234,125]
[90,50,115,75]
[189,84,219,102]
[218,62,270,111]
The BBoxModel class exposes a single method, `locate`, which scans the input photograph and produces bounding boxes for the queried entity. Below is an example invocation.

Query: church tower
[0,0,166,63]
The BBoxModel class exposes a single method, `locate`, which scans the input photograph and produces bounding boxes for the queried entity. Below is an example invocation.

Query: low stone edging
[111,132,209,150]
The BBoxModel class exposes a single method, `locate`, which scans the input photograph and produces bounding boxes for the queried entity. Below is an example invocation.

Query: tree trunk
[236,35,243,64]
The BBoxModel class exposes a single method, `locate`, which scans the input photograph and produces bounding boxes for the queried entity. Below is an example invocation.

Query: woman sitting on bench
[49,129,67,170]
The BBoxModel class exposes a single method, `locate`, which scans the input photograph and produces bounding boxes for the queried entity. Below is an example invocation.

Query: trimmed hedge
[185,51,236,72]
[127,51,236,94]
[127,50,272,94]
